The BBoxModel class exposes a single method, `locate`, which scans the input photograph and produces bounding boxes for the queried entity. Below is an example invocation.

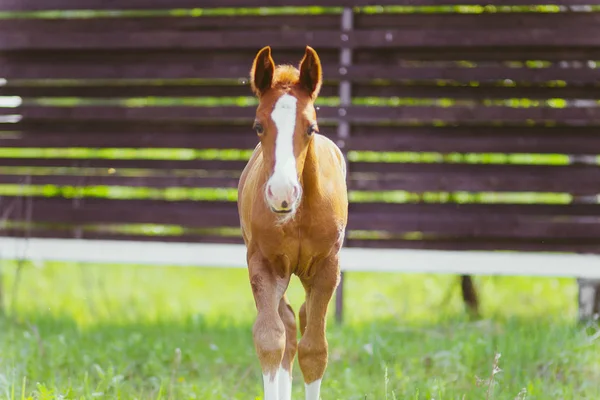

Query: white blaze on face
[266,93,300,211]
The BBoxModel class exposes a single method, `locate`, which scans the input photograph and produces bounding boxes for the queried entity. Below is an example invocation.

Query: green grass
[0,261,598,399]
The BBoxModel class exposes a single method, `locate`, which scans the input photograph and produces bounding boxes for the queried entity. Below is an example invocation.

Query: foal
[237,46,348,400]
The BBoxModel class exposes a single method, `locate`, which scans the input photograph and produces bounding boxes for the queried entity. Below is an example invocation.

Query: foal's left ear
[299,46,322,100]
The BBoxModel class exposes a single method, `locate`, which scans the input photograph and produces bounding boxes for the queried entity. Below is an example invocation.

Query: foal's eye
[253,122,264,135]
[307,124,318,136]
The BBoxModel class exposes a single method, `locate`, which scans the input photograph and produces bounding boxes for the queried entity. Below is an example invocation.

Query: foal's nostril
[292,185,299,199]
[267,185,274,198]
[281,200,289,209]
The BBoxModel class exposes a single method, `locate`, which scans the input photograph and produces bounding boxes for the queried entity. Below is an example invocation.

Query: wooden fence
[2,0,600,320]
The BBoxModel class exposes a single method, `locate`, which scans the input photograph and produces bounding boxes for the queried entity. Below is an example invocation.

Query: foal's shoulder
[238,142,263,192]
[314,134,346,179]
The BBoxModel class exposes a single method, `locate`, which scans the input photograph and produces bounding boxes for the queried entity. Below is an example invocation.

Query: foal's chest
[255,215,343,273]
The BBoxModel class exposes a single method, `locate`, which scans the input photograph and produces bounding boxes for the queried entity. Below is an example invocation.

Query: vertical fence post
[560,37,600,323]
[569,154,600,323]
[334,7,354,325]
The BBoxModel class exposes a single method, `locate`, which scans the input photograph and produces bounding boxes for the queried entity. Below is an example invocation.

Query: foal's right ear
[250,46,275,96]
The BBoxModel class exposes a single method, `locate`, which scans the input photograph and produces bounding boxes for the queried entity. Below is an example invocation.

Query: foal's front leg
[298,255,340,400]
[249,256,289,400]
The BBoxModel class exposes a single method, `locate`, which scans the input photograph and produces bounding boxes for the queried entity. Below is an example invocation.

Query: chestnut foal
[237,46,348,400]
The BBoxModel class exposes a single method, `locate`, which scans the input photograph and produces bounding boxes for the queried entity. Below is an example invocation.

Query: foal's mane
[272,65,300,89]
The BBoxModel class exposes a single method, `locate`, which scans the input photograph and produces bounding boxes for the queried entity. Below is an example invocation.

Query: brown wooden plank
[4,224,600,254]
[354,12,600,31]
[0,227,245,245]
[0,30,343,51]
[5,47,598,71]
[2,124,599,155]
[3,28,600,52]
[349,163,600,195]
[3,196,600,240]
[0,49,340,80]
[349,207,600,239]
[340,106,600,124]
[1,119,257,135]
[3,224,600,254]
[0,84,254,98]
[345,238,600,254]
[3,121,600,152]
[0,60,257,80]
[3,163,599,194]
[0,174,241,188]
[0,131,262,149]
[4,54,599,81]
[3,13,598,34]
[349,29,600,49]
[2,82,598,101]
[0,104,257,121]
[0,83,338,99]
[0,121,335,149]
[349,202,600,217]
[0,196,241,227]
[349,125,600,154]
[0,158,249,170]
[4,197,599,221]
[4,196,600,220]
[0,15,339,32]
[0,118,336,136]
[6,48,339,65]
[350,85,600,100]
[7,105,600,124]
[355,47,600,62]
[343,65,600,84]
[3,0,600,11]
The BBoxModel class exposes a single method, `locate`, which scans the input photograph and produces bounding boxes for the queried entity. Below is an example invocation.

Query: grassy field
[0,261,598,399]
[1,4,599,399]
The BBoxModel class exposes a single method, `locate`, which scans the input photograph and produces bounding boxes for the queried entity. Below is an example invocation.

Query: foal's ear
[298,46,323,100]
[250,46,275,96]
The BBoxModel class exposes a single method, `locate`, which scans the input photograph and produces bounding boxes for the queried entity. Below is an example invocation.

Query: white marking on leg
[277,365,292,400]
[262,369,280,400]
[305,378,322,400]
[266,94,301,214]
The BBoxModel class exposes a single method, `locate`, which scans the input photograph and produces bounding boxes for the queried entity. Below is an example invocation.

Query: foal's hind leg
[299,301,307,336]
[277,295,298,400]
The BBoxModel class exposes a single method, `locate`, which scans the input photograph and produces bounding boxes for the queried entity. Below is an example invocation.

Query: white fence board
[1,238,599,278]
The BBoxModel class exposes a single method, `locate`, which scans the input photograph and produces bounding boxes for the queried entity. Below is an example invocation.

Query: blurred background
[1,1,600,399]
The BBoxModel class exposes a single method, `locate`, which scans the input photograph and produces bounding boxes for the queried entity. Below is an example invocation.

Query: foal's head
[249,45,323,217]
